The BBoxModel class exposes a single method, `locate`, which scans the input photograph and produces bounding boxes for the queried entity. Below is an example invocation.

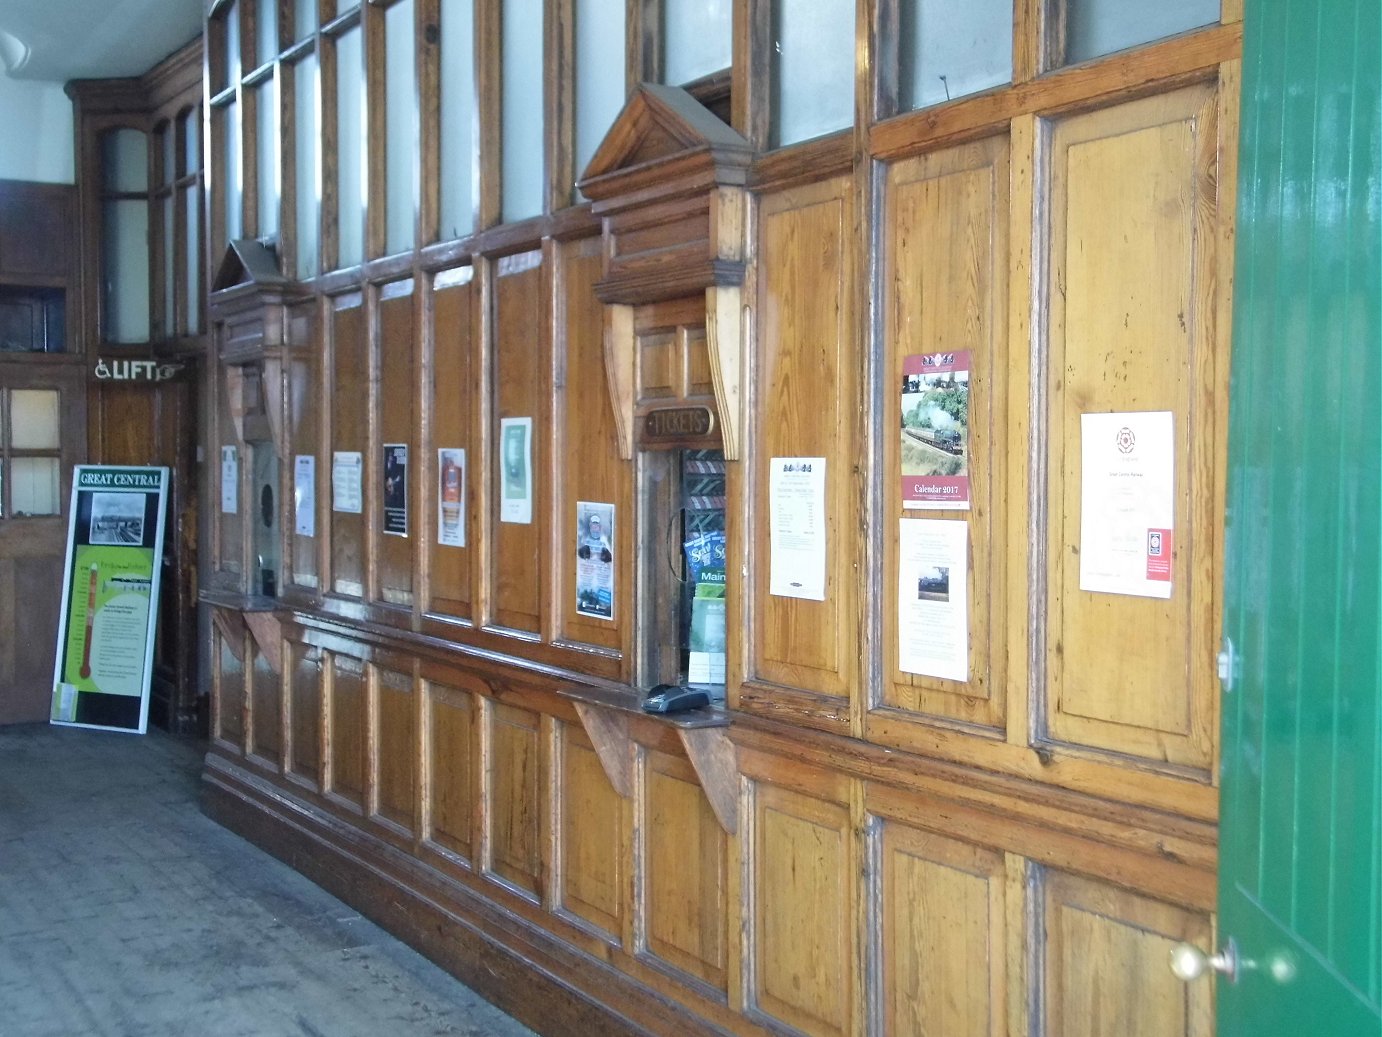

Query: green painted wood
[1221,0,1381,1033]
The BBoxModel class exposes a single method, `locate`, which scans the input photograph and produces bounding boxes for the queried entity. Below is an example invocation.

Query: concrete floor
[0,723,536,1037]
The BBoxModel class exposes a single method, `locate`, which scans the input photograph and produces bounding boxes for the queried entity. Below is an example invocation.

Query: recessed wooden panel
[331,297,368,598]
[1042,871,1212,1037]
[288,303,320,589]
[216,632,245,747]
[492,252,544,633]
[558,726,624,939]
[375,665,415,831]
[487,701,542,896]
[377,282,415,608]
[1044,84,1220,770]
[329,655,366,807]
[637,330,677,400]
[685,326,713,397]
[559,236,627,652]
[289,641,321,786]
[880,821,1007,1037]
[752,176,857,697]
[879,135,1009,730]
[752,782,853,1036]
[427,681,476,860]
[427,269,474,619]
[249,643,281,766]
[216,382,243,578]
[642,749,727,990]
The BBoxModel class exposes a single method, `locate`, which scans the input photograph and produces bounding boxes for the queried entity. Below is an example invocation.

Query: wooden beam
[602,303,635,459]
[573,702,633,797]
[676,725,738,834]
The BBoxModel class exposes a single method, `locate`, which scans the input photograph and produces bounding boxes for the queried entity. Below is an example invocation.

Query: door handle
[1170,939,1239,983]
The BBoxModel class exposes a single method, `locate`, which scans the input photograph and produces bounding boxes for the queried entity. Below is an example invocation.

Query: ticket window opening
[637,447,726,700]
[251,446,279,597]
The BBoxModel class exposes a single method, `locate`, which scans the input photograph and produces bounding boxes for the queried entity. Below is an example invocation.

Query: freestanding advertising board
[49,466,169,734]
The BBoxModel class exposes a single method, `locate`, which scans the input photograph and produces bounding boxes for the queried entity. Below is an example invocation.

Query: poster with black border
[49,465,169,734]
[383,443,408,536]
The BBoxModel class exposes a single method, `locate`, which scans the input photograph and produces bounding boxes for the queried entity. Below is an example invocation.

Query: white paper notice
[294,455,315,537]
[769,457,826,600]
[898,518,969,682]
[331,451,363,514]
[220,446,238,515]
[1079,411,1174,599]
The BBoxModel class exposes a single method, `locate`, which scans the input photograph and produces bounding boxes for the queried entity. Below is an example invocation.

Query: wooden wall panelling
[873,818,1008,1037]
[490,250,546,634]
[364,2,386,259]
[373,661,417,835]
[215,372,245,580]
[741,751,856,1036]
[425,266,476,621]
[215,626,247,750]
[377,278,416,609]
[330,292,368,598]
[747,174,858,706]
[1041,81,1221,774]
[248,637,283,768]
[288,639,323,790]
[557,234,630,657]
[328,651,368,811]
[638,746,729,994]
[484,698,545,899]
[876,134,1010,732]
[423,673,480,865]
[475,0,502,230]
[1040,869,1212,1037]
[555,722,626,943]
[546,0,574,212]
[287,301,321,590]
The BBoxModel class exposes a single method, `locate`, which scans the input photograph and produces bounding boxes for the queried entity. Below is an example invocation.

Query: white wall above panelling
[0,76,73,183]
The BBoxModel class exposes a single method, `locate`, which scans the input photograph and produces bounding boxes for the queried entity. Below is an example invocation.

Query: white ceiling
[0,0,203,83]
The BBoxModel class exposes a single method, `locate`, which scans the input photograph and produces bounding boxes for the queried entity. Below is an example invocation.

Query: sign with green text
[50,465,169,734]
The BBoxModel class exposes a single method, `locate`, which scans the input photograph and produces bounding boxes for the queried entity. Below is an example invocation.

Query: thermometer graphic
[78,564,98,680]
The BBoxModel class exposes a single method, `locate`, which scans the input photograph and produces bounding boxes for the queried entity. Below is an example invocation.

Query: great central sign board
[49,465,169,734]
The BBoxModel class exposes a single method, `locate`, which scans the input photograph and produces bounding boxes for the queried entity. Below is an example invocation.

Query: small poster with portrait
[382,444,408,537]
[575,502,615,620]
[499,417,533,524]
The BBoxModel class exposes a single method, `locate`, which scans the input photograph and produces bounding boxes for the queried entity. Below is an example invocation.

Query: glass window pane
[102,129,148,192]
[663,0,731,85]
[257,0,278,65]
[294,53,320,277]
[224,102,243,242]
[11,458,60,516]
[770,0,854,148]
[575,0,624,185]
[439,0,476,240]
[183,107,201,175]
[296,0,318,40]
[10,390,60,450]
[103,199,150,343]
[899,0,1011,111]
[336,0,356,15]
[163,194,175,336]
[185,186,201,332]
[227,1,242,83]
[501,0,544,222]
[385,0,417,255]
[336,26,364,267]
[257,81,279,238]
[1067,0,1219,63]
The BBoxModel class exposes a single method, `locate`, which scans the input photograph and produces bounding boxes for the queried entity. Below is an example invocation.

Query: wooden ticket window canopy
[577,84,752,461]
[203,239,308,671]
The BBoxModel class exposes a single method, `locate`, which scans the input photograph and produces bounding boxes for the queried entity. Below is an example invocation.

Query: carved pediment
[208,240,307,367]
[579,83,752,199]
[212,239,291,293]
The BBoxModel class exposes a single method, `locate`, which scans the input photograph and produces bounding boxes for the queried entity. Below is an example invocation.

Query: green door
[1220,0,1381,1033]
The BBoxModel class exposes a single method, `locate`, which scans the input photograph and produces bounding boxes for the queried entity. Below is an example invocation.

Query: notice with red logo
[900,351,971,509]
[1078,411,1174,599]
